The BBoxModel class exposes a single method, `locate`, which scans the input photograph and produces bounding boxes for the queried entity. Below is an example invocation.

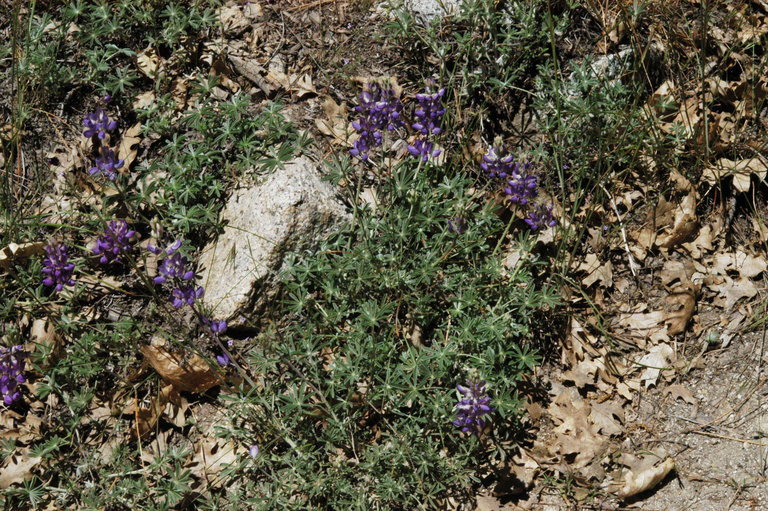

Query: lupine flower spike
[525,203,557,231]
[350,83,404,160]
[83,109,118,140]
[149,240,204,309]
[93,220,136,263]
[452,380,493,435]
[89,146,124,180]
[407,83,445,161]
[0,345,27,405]
[42,242,76,292]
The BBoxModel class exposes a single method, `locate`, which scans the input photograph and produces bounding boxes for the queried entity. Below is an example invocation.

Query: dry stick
[690,429,768,447]
[600,183,640,278]
[288,0,337,11]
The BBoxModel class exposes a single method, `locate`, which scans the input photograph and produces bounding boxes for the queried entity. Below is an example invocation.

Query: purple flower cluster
[93,220,135,264]
[42,242,76,292]
[201,316,228,335]
[525,203,557,231]
[83,108,122,181]
[89,146,124,180]
[83,109,118,140]
[481,146,557,231]
[149,240,204,309]
[0,345,26,405]
[407,84,445,162]
[452,380,493,435]
[350,83,404,161]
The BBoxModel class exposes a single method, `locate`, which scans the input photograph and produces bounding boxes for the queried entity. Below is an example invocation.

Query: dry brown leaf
[638,343,674,388]
[711,276,758,310]
[0,242,45,271]
[617,455,675,499]
[562,359,599,388]
[117,123,141,170]
[665,282,698,336]
[663,384,697,405]
[657,192,698,249]
[218,3,251,34]
[702,157,768,193]
[616,309,669,347]
[189,436,240,487]
[141,339,222,393]
[589,400,624,436]
[578,253,613,288]
[136,48,160,79]
[0,449,42,489]
[29,318,62,367]
[132,90,156,110]
[315,96,353,145]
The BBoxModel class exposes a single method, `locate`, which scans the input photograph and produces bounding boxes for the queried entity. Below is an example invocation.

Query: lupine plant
[82,109,117,140]
[453,381,494,435]
[407,83,445,161]
[149,240,204,309]
[42,241,76,292]
[0,345,27,405]
[482,145,557,231]
[350,82,404,160]
[350,80,445,162]
[93,220,136,263]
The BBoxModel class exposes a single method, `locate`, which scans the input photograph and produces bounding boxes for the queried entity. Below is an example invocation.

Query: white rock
[380,0,462,22]
[198,157,350,319]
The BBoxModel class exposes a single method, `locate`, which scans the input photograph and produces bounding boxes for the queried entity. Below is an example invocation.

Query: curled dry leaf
[117,123,142,170]
[638,343,674,388]
[141,340,222,393]
[702,157,768,193]
[663,384,697,405]
[618,456,675,499]
[315,96,353,145]
[665,282,698,336]
[0,449,42,489]
[189,436,240,488]
[0,242,45,271]
[577,253,613,288]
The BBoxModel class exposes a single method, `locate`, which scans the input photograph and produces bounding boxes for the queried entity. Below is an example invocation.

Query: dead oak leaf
[0,449,42,489]
[577,253,613,288]
[665,282,698,336]
[141,339,222,393]
[638,343,674,388]
[617,453,675,499]
[117,123,141,170]
[711,276,758,310]
[663,384,697,405]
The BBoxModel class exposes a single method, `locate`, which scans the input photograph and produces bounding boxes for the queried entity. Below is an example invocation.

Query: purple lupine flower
[215,352,230,366]
[42,242,76,292]
[202,316,228,335]
[83,109,118,140]
[0,345,27,405]
[93,220,136,264]
[480,146,516,179]
[447,216,466,234]
[407,137,441,162]
[452,380,493,435]
[504,161,538,205]
[249,445,259,458]
[524,203,557,231]
[147,239,182,256]
[350,82,404,160]
[154,252,195,284]
[411,85,446,136]
[88,145,124,180]
[171,285,204,309]
[150,239,203,308]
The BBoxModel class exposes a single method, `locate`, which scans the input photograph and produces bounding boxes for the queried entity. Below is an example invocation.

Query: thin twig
[600,183,640,277]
